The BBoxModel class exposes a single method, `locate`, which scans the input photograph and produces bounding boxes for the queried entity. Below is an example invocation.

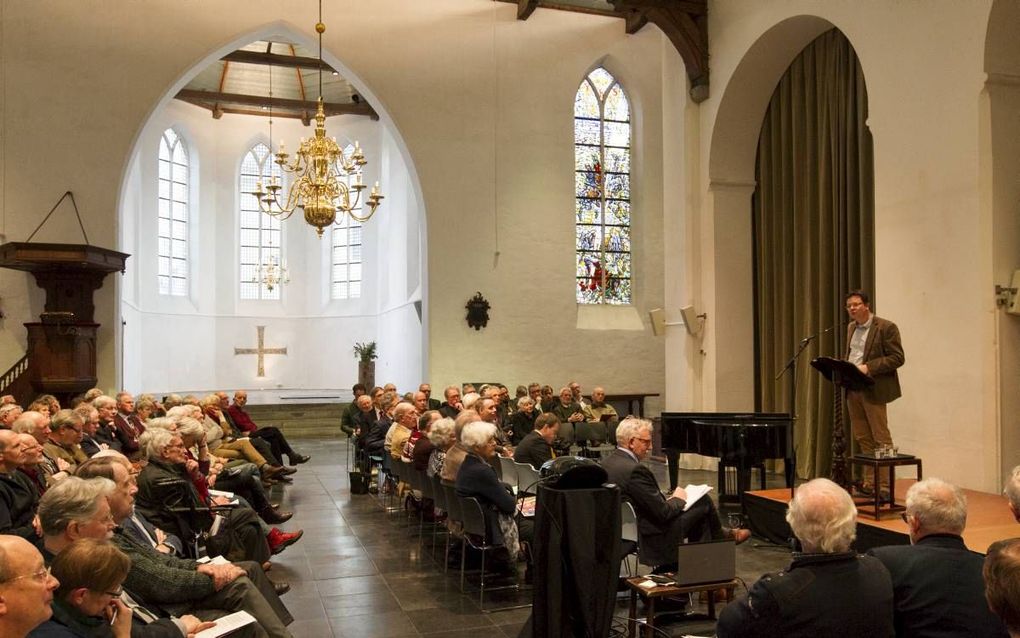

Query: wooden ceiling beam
[609,0,709,101]
[517,0,538,20]
[175,89,378,120]
[220,49,335,73]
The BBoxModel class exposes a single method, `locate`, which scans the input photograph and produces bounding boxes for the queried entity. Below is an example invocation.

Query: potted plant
[354,341,377,388]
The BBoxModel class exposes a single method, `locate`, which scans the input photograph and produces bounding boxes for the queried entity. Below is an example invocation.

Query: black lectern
[811,356,874,487]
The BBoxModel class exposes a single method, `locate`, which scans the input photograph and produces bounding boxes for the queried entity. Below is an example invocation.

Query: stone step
[244,403,349,439]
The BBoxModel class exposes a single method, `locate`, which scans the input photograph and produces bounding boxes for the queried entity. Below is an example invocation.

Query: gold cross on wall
[234,325,287,377]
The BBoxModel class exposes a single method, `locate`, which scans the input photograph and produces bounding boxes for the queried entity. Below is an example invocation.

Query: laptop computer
[674,539,736,586]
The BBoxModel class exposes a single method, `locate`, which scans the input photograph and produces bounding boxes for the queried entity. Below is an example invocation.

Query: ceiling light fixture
[250,0,383,237]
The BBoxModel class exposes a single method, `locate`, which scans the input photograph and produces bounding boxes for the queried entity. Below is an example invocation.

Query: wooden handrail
[0,354,30,399]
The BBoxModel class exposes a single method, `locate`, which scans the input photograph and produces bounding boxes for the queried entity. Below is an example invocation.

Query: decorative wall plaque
[465,292,490,331]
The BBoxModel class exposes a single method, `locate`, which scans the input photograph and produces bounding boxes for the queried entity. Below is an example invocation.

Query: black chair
[458,495,520,608]
[428,473,451,563]
[441,481,464,574]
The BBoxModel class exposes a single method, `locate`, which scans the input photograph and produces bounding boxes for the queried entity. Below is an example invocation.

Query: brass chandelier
[250,0,383,238]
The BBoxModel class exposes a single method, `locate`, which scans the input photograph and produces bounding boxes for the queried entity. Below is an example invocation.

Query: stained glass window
[239,143,283,300]
[575,68,631,304]
[157,128,189,296]
[330,144,363,300]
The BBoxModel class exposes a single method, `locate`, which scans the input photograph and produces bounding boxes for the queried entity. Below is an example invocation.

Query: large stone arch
[116,21,429,393]
[982,0,1020,484]
[700,15,839,410]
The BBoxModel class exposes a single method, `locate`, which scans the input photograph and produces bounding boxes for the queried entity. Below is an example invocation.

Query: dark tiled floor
[270,438,793,637]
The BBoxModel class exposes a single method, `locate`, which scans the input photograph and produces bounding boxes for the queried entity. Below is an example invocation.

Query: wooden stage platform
[742,479,1018,553]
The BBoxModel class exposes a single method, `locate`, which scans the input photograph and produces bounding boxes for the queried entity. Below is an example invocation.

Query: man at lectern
[844,290,905,496]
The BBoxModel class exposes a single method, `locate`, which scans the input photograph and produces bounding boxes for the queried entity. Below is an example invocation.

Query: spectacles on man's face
[634,437,652,445]
[1,565,51,585]
[102,586,124,598]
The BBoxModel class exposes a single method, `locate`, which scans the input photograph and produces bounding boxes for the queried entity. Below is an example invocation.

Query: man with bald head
[867,477,1008,637]
[0,430,41,540]
[717,478,895,637]
[0,535,60,637]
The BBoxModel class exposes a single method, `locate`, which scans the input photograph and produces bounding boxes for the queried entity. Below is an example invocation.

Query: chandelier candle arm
[247,0,382,238]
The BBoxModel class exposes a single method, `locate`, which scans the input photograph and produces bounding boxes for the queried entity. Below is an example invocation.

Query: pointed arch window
[157,128,189,296]
[239,143,283,300]
[574,67,631,304]
[330,144,363,300]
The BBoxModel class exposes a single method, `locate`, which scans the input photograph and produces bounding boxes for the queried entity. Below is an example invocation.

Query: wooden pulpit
[0,242,128,401]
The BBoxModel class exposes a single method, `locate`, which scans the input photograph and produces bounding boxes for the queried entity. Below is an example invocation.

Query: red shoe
[266,528,304,555]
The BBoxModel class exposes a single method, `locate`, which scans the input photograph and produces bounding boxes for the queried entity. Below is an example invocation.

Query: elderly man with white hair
[601,417,748,573]
[867,477,1008,638]
[717,477,895,638]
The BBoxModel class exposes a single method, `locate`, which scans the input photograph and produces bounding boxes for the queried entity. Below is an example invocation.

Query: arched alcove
[982,0,1020,484]
[700,15,837,411]
[117,23,428,400]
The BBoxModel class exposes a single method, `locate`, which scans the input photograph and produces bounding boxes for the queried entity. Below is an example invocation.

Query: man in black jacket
[601,418,747,571]
[868,477,1008,638]
[0,430,40,540]
[513,413,558,470]
[717,478,895,638]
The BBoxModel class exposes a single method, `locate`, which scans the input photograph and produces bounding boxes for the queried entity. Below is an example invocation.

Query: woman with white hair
[508,396,537,445]
[454,421,532,568]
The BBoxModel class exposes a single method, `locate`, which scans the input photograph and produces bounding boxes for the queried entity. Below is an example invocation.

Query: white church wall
[118,95,417,398]
[695,1,1001,490]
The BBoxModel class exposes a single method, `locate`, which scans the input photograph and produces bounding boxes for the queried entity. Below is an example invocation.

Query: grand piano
[659,412,795,502]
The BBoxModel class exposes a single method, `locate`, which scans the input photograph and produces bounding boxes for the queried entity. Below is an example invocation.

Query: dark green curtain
[752,29,874,480]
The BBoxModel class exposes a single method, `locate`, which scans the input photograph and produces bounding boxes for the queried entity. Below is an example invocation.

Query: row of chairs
[379,456,524,610]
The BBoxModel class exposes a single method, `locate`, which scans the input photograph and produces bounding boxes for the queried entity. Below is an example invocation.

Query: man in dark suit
[718,478,895,638]
[601,418,748,571]
[513,413,559,470]
[845,289,905,495]
[867,478,1008,638]
[420,383,442,411]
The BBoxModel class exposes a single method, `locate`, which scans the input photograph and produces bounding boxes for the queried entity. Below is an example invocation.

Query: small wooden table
[848,454,922,520]
[624,575,738,637]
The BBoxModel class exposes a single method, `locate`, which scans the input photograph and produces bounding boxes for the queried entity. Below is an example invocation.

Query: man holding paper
[601,417,750,573]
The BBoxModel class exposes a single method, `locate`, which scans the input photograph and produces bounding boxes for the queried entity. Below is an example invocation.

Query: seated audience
[1,404,23,428]
[135,397,157,424]
[420,383,442,411]
[439,386,462,420]
[0,535,60,638]
[71,405,105,457]
[716,477,894,638]
[513,413,559,471]
[440,412,478,483]
[39,473,294,637]
[388,403,418,461]
[527,383,542,413]
[509,397,537,445]
[455,421,532,566]
[410,412,438,471]
[29,538,215,638]
[198,396,287,482]
[0,430,42,538]
[340,384,367,437]
[363,392,398,458]
[134,430,274,564]
[426,418,456,479]
[112,392,145,459]
[42,411,88,474]
[867,477,1008,637]
[985,538,1020,638]
[601,417,749,573]
[91,397,121,452]
[539,385,556,412]
[550,383,591,428]
[13,412,66,485]
[588,386,618,424]
[16,434,53,495]
[225,391,309,465]
[171,417,292,525]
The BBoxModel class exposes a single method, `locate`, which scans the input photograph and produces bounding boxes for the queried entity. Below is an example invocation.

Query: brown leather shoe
[727,528,752,545]
[262,465,286,479]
